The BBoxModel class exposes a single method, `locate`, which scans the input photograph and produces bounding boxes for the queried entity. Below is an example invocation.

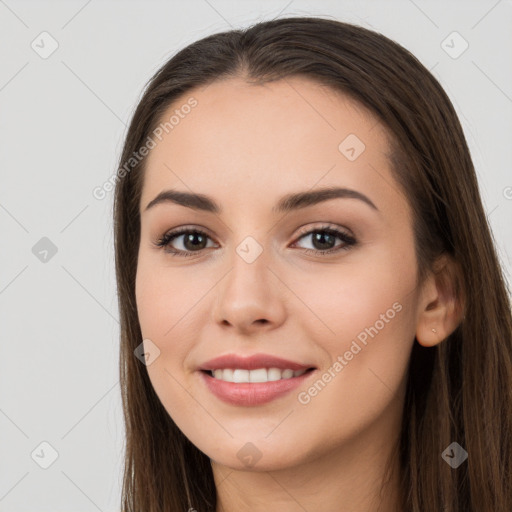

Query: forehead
[140,76,401,217]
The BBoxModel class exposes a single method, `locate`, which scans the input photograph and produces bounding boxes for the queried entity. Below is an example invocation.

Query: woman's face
[135,76,424,471]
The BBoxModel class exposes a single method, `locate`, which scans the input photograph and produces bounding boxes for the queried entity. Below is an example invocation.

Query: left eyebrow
[273,186,378,213]
[143,186,378,214]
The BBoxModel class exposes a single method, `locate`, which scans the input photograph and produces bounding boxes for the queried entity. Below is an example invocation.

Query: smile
[207,367,309,383]
[199,368,316,406]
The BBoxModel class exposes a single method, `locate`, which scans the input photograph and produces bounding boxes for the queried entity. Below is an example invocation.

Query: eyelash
[154,224,357,258]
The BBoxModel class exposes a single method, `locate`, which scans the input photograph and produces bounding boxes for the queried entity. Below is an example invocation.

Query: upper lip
[198,353,315,371]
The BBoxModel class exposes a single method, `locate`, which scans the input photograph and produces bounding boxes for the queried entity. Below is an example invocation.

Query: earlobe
[416,315,453,348]
[415,254,465,348]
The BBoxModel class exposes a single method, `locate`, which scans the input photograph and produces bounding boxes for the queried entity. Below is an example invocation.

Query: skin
[135,76,461,512]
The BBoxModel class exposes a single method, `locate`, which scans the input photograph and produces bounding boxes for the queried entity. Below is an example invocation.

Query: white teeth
[209,367,309,383]
[222,368,234,382]
[233,369,249,383]
[267,368,282,381]
[249,368,267,383]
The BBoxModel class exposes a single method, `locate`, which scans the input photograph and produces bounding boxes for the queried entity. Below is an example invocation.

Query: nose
[211,247,287,335]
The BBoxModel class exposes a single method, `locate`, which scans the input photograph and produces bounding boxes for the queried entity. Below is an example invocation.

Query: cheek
[135,258,191,340]
[135,257,208,372]
[284,281,416,452]
[290,245,418,406]
[135,263,195,417]
[295,247,417,347]
[135,260,179,356]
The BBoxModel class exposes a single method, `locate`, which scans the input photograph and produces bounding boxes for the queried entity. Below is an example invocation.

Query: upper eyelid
[296,223,353,237]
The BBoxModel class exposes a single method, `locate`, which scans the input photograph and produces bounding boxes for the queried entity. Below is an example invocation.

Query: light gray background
[1,0,511,510]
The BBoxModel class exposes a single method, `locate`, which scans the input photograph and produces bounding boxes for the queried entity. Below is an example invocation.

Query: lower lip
[199,369,315,406]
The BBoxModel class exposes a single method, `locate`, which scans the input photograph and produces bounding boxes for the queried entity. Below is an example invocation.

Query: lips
[198,353,315,372]
[196,353,317,406]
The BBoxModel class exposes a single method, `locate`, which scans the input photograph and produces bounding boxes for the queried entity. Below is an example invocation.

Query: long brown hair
[113,16,512,511]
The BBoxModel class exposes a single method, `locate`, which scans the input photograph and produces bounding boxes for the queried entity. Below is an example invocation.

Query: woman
[113,16,512,511]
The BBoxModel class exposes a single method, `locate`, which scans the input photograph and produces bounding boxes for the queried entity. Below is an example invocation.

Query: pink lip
[198,353,314,371]
[197,353,317,406]
[199,368,316,406]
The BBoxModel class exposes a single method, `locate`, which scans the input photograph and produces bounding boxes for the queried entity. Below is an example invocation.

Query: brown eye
[293,225,357,256]
[155,228,217,256]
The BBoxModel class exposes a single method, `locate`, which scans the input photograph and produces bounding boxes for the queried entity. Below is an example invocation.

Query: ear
[415,254,465,347]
